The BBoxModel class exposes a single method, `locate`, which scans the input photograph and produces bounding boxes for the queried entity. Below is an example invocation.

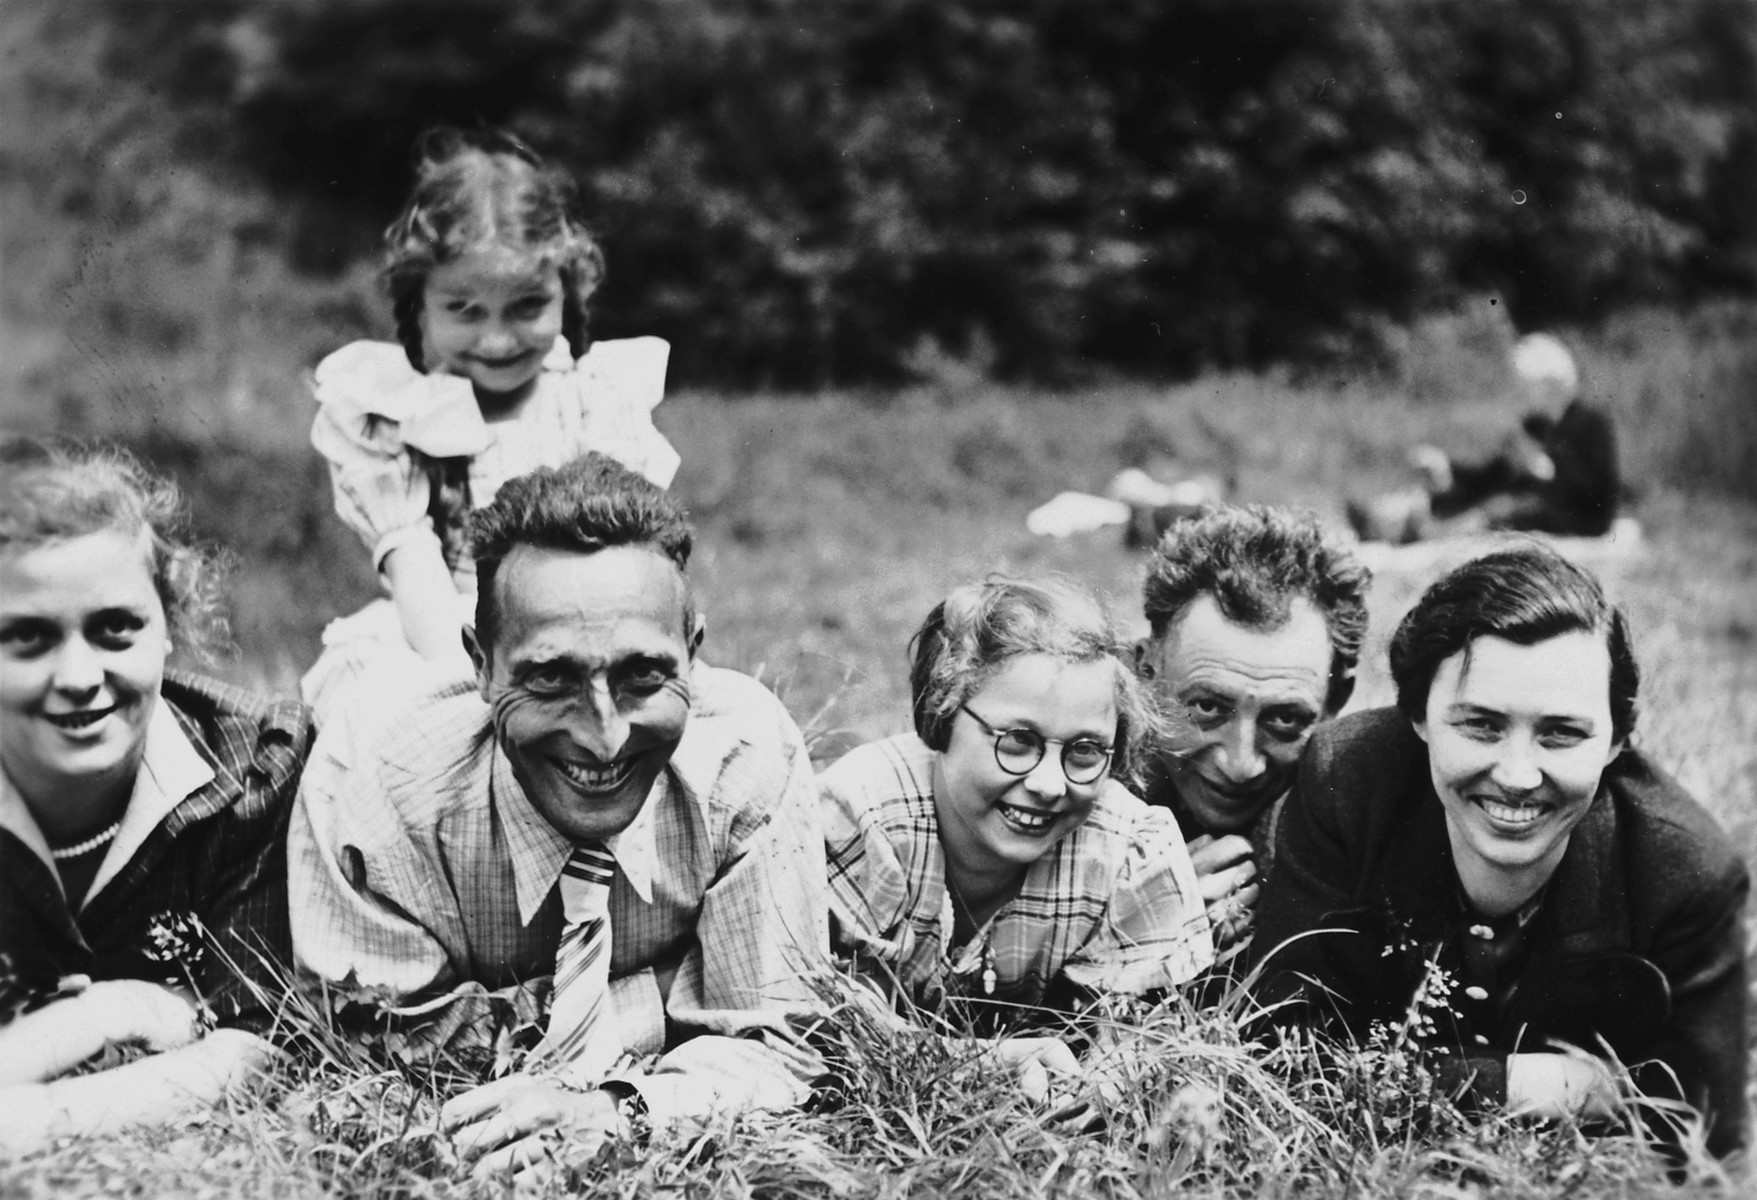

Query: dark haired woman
[1251,544,1747,1156]
[0,443,314,1153]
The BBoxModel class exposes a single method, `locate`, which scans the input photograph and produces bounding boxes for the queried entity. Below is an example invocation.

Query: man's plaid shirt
[289,661,829,1127]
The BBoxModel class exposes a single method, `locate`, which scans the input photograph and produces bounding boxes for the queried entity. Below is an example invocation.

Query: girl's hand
[992,1036,1082,1105]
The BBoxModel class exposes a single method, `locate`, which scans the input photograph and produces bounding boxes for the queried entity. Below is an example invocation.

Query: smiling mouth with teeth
[996,802,1059,834]
[1474,796,1551,828]
[43,707,116,730]
[555,756,639,794]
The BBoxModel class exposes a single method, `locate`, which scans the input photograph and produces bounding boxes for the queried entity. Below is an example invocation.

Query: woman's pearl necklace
[49,820,122,861]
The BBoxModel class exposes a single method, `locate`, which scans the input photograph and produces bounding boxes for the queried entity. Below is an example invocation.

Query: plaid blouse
[821,735,1213,1017]
[0,671,314,1028]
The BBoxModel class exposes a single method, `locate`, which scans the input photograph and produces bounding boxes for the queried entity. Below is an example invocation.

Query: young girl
[302,128,679,718]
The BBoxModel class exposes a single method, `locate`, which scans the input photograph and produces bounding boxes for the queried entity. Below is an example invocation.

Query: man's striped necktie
[531,841,623,1081]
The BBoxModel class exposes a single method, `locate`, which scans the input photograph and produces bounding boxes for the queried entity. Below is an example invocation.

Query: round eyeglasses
[957,705,1114,785]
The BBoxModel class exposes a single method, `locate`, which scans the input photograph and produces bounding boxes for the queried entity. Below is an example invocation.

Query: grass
[2,967,1736,1198]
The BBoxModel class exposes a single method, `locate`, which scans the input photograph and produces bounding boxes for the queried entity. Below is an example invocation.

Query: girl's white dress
[301,335,678,718]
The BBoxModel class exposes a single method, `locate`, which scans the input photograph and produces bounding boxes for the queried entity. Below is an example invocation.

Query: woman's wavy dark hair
[383,126,605,372]
[1389,542,1638,744]
[0,436,229,660]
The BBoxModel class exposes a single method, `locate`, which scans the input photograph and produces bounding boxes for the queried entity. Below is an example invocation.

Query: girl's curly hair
[383,126,606,373]
[0,436,230,660]
[908,573,1168,788]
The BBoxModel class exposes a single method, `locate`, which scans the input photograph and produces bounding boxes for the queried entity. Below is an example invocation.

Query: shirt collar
[0,698,213,906]
[492,739,661,927]
[488,659,727,922]
[88,700,214,905]
[0,765,54,875]
[393,337,575,459]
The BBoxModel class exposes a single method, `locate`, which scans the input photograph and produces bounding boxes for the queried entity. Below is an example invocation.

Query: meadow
[4,315,1756,1197]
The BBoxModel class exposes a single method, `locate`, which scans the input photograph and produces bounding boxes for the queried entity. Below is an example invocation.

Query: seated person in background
[0,441,314,1155]
[1420,334,1620,537]
[821,575,1212,1094]
[290,452,827,1179]
[1353,333,1620,543]
[1252,544,1747,1157]
[1133,505,1371,951]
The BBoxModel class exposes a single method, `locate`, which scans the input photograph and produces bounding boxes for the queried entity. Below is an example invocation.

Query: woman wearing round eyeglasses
[820,575,1213,1044]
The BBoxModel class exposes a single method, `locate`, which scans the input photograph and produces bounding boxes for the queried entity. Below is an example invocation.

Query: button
[1464,985,1489,1001]
[1468,924,1495,939]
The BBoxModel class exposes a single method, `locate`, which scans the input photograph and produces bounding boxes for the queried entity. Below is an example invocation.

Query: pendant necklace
[944,873,998,996]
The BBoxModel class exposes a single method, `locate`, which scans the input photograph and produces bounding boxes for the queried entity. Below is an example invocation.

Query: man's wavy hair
[383,126,605,373]
[1142,504,1372,715]
[1390,542,1638,744]
[468,452,694,651]
[910,574,1165,787]
[0,436,228,659]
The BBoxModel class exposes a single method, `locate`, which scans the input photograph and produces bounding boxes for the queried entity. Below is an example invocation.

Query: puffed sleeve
[309,342,481,573]
[571,337,681,488]
[1060,790,1214,995]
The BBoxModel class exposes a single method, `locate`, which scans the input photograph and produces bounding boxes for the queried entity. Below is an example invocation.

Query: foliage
[14,0,1755,389]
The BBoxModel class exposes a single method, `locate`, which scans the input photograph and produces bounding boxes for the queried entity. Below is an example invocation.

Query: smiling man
[1134,505,1370,949]
[289,453,827,1176]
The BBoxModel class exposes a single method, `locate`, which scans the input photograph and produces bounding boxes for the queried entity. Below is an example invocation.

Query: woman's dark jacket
[1,671,314,1028]
[1250,707,1748,1157]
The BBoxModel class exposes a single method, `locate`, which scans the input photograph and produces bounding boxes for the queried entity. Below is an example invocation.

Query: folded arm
[0,990,272,1156]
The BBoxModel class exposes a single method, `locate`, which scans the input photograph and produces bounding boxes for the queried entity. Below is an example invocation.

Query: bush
[13,0,1749,390]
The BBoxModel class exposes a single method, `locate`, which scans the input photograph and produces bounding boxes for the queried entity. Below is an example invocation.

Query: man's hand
[1186,834,1260,948]
[440,1073,624,1183]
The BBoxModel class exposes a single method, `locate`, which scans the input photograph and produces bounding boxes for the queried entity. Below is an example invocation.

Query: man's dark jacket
[1251,707,1748,1157]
